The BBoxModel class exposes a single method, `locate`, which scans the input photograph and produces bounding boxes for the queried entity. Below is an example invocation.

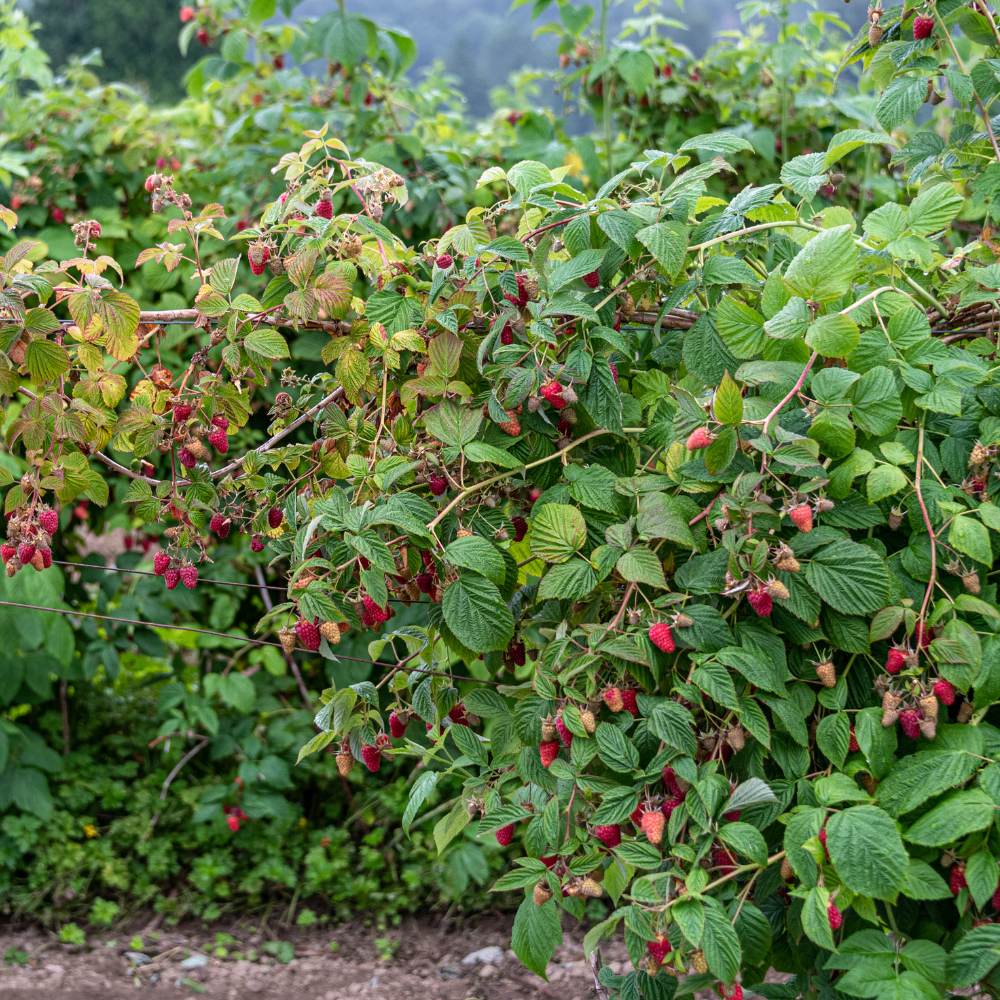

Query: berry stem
[914,423,937,624]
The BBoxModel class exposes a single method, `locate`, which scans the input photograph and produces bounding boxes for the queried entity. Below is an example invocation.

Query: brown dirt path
[0,914,634,1000]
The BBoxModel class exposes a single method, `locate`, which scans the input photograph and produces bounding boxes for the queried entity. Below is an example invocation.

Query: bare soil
[0,914,633,1000]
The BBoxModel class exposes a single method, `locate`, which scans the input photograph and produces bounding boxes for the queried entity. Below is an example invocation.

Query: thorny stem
[915,424,937,623]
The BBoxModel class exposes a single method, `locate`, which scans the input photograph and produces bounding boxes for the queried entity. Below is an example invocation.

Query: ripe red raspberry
[540,381,568,409]
[389,711,408,738]
[915,623,932,648]
[250,536,264,553]
[315,199,333,220]
[557,418,571,435]
[180,5,194,21]
[951,864,967,895]
[609,363,618,385]
[724,809,741,822]
[582,270,600,289]
[602,687,624,713]
[554,713,573,748]
[210,514,231,537]
[828,901,842,930]
[747,589,772,617]
[713,847,738,874]
[594,825,621,848]
[641,810,665,845]
[208,429,229,453]
[539,740,560,767]
[504,273,530,308]
[933,679,956,705]
[0,544,14,563]
[38,508,58,533]
[899,710,922,740]
[512,516,528,542]
[630,804,644,826]
[164,568,180,590]
[886,648,905,674]
[173,406,191,427]
[436,254,453,269]
[448,704,470,728]
[788,504,813,533]
[428,474,447,496]
[661,797,682,819]
[268,507,283,529]
[154,552,170,576]
[500,322,514,346]
[40,548,51,569]
[211,414,229,431]
[360,745,381,772]
[992,884,1000,910]
[180,564,198,589]
[818,827,829,860]
[248,242,270,275]
[621,689,639,717]
[913,14,934,39]
[849,726,859,753]
[647,937,669,964]
[178,448,197,469]
[295,618,321,651]
[686,428,714,450]
[507,640,526,666]
[649,622,675,653]
[415,572,433,593]
[362,594,389,625]
[495,824,515,847]
[17,543,35,565]
[717,985,742,1000]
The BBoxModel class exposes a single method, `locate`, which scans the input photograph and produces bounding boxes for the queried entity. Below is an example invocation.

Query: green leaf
[402,771,438,835]
[445,535,505,586]
[875,76,928,131]
[617,49,656,95]
[423,398,482,447]
[904,788,995,846]
[867,464,909,503]
[680,132,755,155]
[482,236,529,262]
[900,858,952,900]
[967,851,1000,909]
[716,646,787,695]
[649,702,698,757]
[451,722,488,766]
[701,901,742,984]
[907,183,965,236]
[538,558,597,600]
[714,371,744,425]
[635,494,695,546]
[805,314,860,359]
[801,886,837,951]
[243,328,289,359]
[433,798,471,854]
[636,222,687,277]
[530,504,587,563]
[442,573,514,652]
[947,924,1000,987]
[219,673,256,713]
[826,805,908,900]
[815,713,850,770]
[719,822,767,868]
[876,750,979,816]
[805,540,890,615]
[25,338,71,383]
[850,367,903,436]
[784,226,857,303]
[764,296,810,341]
[717,297,766,359]
[616,547,667,587]
[463,441,521,467]
[596,722,640,773]
[579,356,623,434]
[950,514,993,566]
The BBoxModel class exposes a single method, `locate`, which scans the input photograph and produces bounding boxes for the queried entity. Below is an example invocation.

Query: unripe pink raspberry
[686,428,714,450]
[554,713,572,748]
[828,901,842,930]
[17,543,35,565]
[747,589,772,617]
[178,448,197,469]
[38,508,58,533]
[0,544,14,563]
[315,199,333,220]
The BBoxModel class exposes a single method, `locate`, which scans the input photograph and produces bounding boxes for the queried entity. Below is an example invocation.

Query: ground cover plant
[7,0,1000,997]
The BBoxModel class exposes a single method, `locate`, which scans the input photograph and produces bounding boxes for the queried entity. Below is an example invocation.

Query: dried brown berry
[278,626,297,654]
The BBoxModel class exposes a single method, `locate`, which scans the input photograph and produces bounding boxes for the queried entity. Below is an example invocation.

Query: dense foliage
[8,0,1000,996]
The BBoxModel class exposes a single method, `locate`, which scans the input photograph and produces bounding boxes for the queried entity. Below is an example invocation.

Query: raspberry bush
[7,0,1000,993]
